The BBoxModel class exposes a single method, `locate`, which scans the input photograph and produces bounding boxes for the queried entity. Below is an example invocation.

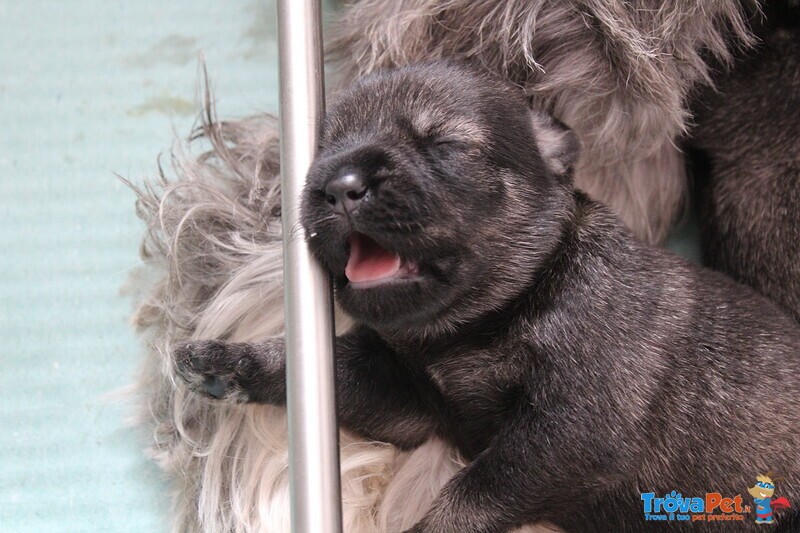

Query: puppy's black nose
[325,172,368,214]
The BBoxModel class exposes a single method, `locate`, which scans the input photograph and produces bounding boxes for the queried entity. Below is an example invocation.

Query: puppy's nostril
[326,194,337,205]
[346,188,366,201]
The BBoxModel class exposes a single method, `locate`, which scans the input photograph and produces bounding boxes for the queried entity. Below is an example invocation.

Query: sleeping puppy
[175,62,800,532]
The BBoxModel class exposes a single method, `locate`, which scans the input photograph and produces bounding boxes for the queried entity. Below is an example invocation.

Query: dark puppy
[690,28,800,323]
[176,62,800,532]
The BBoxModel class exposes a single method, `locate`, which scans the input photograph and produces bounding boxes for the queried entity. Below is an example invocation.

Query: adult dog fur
[328,0,757,245]
[174,62,800,532]
[690,27,800,323]
[130,1,768,530]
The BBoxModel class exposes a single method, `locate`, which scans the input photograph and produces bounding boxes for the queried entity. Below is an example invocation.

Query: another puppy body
[177,63,800,532]
[691,28,800,323]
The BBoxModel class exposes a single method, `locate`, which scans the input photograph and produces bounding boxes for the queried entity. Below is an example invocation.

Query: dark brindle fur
[175,62,800,532]
[691,25,800,324]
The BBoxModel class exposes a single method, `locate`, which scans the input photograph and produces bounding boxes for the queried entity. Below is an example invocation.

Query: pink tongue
[345,233,402,284]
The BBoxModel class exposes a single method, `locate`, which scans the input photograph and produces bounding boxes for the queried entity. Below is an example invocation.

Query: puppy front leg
[174,328,440,449]
[403,439,533,533]
[174,339,286,404]
[406,411,614,533]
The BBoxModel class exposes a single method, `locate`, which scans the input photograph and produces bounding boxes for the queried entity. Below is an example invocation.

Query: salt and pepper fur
[129,1,767,530]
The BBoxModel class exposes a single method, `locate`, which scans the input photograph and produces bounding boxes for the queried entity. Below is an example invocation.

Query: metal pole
[277,1,342,532]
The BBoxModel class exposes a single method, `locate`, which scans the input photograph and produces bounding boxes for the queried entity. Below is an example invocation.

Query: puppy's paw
[173,341,251,402]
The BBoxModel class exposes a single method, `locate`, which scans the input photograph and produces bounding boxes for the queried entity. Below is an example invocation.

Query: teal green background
[0,1,287,531]
[0,1,698,531]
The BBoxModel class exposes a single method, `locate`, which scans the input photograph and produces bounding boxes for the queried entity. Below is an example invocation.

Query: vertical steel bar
[276,1,342,532]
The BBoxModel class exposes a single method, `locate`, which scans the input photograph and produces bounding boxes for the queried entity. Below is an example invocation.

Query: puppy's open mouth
[345,232,419,289]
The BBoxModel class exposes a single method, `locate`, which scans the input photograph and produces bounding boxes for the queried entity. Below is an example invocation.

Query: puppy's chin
[334,273,459,331]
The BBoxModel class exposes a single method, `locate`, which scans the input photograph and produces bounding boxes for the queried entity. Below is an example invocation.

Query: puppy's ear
[530,110,580,178]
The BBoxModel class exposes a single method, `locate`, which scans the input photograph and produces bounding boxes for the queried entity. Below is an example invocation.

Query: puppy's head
[301,61,579,332]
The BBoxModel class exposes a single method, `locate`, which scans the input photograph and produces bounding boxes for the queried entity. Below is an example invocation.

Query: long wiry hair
[131,1,757,531]
[328,0,757,243]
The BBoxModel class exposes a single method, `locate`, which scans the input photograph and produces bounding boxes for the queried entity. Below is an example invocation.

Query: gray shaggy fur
[130,107,289,532]
[328,0,757,244]
[690,28,800,323]
[129,1,762,531]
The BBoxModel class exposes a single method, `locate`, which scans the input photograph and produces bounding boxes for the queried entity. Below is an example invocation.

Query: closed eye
[434,138,468,147]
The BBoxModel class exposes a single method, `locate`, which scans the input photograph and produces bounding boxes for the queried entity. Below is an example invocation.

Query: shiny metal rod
[277,1,342,532]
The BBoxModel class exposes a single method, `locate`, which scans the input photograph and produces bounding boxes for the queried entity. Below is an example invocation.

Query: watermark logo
[641,491,748,523]
[747,472,792,525]
[641,472,794,525]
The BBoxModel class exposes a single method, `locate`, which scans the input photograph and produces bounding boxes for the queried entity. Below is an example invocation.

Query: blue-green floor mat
[0,1,291,530]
